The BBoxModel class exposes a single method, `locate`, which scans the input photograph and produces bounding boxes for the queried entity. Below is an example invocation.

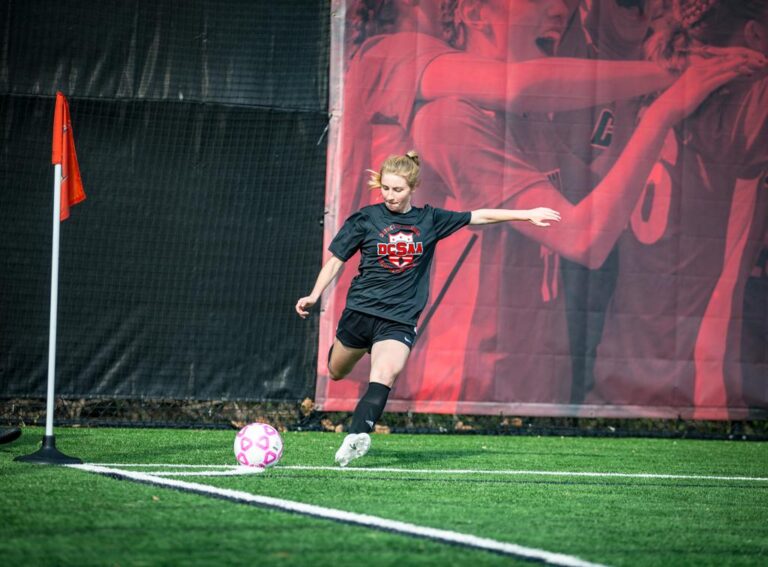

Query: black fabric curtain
[0,0,329,401]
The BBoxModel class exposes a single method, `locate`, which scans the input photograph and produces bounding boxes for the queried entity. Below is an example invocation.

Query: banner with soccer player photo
[317,0,768,420]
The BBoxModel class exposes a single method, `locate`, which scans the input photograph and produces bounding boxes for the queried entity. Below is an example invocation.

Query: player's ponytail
[368,150,421,190]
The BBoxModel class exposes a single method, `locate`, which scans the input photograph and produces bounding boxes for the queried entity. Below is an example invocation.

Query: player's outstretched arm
[295,255,345,319]
[420,48,766,115]
[509,55,765,269]
[470,208,561,227]
[421,55,675,114]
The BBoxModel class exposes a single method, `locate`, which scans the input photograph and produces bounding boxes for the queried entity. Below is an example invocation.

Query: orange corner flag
[52,92,86,221]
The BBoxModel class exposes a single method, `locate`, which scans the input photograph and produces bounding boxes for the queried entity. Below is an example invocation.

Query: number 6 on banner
[630,130,678,245]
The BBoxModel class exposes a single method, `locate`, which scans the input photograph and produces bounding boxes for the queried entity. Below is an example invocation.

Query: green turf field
[2,427,767,566]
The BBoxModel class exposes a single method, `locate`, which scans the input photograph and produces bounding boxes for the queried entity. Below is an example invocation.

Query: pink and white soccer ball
[234,422,284,468]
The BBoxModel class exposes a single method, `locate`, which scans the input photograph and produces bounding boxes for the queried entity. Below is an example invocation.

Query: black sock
[349,382,391,434]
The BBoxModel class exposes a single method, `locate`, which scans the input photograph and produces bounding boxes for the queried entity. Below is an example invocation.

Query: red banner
[318,1,768,420]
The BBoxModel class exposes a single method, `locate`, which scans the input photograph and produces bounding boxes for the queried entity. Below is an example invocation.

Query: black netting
[0,95,327,401]
[0,0,330,410]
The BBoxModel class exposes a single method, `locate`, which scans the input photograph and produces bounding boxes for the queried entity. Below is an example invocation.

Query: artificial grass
[2,427,766,566]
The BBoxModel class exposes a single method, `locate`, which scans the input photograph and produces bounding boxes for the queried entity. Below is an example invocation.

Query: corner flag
[15,92,85,465]
[52,91,85,220]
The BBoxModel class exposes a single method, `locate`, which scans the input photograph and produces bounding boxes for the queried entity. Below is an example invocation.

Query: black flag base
[15,435,82,465]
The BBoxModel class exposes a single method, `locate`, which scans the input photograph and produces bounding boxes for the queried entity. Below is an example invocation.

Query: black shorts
[335,308,417,351]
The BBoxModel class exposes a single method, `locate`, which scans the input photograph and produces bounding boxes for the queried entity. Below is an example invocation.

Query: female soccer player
[296,151,560,465]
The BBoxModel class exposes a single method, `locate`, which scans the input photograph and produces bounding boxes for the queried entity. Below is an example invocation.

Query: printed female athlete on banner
[337,0,683,219]
[406,0,765,409]
[322,0,697,412]
[297,151,560,465]
[552,1,670,403]
[541,0,764,405]
[590,0,768,418]
[550,0,730,403]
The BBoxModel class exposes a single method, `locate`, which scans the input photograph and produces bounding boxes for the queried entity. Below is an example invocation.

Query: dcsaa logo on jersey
[377,231,423,270]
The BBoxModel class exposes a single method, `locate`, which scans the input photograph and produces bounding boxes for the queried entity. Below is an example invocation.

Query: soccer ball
[234,422,284,468]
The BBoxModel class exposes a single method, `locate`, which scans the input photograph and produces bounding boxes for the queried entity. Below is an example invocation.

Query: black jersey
[329,203,471,326]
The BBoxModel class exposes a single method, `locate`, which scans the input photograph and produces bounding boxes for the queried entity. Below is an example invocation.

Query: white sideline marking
[91,463,768,482]
[71,463,606,567]
[94,463,240,468]
[89,464,267,476]
[150,468,265,477]
[279,466,768,482]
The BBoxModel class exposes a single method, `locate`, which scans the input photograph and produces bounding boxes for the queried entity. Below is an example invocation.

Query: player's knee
[328,363,348,381]
[369,366,400,388]
[327,345,349,381]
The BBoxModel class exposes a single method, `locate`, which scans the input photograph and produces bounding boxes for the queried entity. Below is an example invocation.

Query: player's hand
[656,55,766,124]
[686,46,768,82]
[527,207,561,227]
[686,46,767,70]
[295,296,317,318]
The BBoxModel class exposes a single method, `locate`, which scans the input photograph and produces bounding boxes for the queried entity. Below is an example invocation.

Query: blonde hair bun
[368,151,422,190]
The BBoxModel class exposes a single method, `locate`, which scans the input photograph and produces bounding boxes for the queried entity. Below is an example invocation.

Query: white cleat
[334,433,371,467]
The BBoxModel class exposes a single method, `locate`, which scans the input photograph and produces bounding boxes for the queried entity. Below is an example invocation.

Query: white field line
[279,466,768,482]
[71,463,607,567]
[90,463,768,482]
[149,468,265,477]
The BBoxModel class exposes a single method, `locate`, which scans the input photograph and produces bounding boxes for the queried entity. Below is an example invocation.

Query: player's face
[482,0,570,62]
[586,0,662,53]
[380,173,414,214]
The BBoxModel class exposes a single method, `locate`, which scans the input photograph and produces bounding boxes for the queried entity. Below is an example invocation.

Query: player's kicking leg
[327,338,367,381]
[335,339,410,466]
